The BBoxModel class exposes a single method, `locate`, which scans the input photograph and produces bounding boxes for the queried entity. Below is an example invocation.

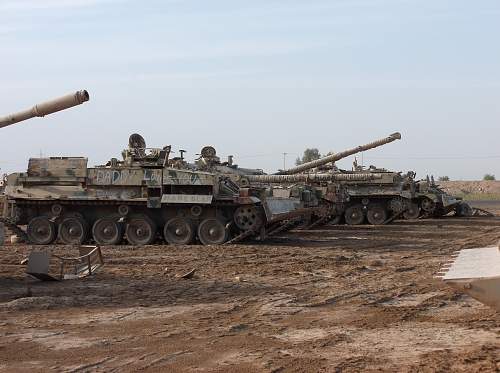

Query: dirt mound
[439,181,500,196]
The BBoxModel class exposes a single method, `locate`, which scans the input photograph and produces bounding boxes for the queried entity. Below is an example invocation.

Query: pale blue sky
[1,0,499,179]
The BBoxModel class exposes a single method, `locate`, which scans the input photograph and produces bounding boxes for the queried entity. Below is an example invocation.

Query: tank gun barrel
[245,173,384,183]
[0,90,89,129]
[278,132,401,175]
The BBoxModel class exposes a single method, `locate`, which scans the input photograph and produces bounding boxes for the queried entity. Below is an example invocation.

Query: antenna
[179,149,186,161]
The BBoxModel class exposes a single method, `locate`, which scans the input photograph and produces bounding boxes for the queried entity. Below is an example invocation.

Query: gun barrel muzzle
[0,90,89,128]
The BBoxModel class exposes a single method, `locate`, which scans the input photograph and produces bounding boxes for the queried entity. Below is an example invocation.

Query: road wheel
[421,198,436,213]
[126,216,156,245]
[93,218,123,245]
[403,202,421,220]
[58,216,89,244]
[329,215,343,225]
[27,216,56,245]
[234,205,263,231]
[344,205,365,225]
[198,218,228,245]
[388,197,405,214]
[366,205,387,225]
[164,217,195,245]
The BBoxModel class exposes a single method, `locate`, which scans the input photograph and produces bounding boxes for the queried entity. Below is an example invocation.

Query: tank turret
[0,90,89,128]
[278,132,401,175]
[194,145,265,176]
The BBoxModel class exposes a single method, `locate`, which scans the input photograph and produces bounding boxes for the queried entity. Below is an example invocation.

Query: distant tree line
[295,148,321,166]
[439,175,496,181]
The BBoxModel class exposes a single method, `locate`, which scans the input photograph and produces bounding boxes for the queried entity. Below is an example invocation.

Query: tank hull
[5,152,321,245]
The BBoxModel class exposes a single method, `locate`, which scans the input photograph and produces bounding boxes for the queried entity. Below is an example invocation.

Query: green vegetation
[296,148,321,166]
[483,174,496,181]
[438,176,450,181]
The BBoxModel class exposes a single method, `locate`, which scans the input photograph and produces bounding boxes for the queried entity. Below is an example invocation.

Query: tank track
[267,218,301,237]
[13,198,326,245]
[224,229,257,245]
[0,217,28,242]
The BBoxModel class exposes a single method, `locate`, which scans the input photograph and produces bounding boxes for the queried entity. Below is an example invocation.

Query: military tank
[267,133,412,225]
[293,166,472,225]
[335,167,419,224]
[0,90,90,241]
[275,131,472,225]
[413,176,473,218]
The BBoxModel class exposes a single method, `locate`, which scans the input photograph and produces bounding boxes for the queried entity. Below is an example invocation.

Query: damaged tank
[296,165,472,225]
[266,133,412,225]
[339,168,474,223]
[333,167,420,224]
[414,176,473,218]
[242,172,388,229]
[274,131,472,225]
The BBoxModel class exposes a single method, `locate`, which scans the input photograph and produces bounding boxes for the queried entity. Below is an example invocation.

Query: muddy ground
[1,202,500,372]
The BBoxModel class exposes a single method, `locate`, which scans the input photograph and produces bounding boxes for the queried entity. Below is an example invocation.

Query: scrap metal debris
[25,246,103,281]
[437,244,500,312]
[472,207,495,217]
[177,269,196,279]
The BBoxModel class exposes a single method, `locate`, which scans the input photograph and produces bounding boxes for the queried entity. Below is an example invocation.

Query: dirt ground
[440,181,500,196]
[1,202,500,372]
